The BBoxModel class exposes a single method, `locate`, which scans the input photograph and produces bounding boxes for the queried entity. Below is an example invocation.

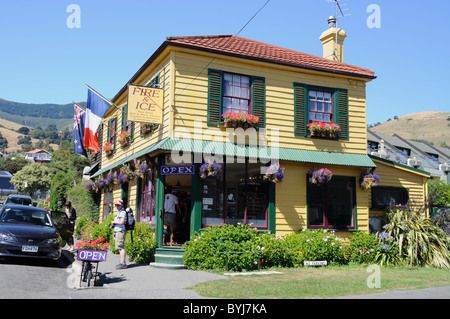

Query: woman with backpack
[111,199,128,269]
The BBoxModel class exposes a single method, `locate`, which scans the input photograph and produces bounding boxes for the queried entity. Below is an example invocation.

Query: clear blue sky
[0,0,449,125]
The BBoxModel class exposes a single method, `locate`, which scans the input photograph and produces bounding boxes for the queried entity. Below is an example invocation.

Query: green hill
[0,98,86,130]
[370,111,450,147]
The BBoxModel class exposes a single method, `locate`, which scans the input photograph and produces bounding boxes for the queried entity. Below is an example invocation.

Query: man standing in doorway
[112,199,127,269]
[164,186,178,244]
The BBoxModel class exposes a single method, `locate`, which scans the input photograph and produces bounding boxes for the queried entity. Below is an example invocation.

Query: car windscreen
[0,208,53,227]
[5,197,32,206]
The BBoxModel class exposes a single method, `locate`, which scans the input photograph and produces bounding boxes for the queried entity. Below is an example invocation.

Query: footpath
[65,248,226,299]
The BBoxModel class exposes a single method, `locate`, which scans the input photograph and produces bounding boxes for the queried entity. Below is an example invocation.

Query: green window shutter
[336,89,349,140]
[207,69,222,126]
[121,105,134,142]
[294,83,307,136]
[252,76,266,128]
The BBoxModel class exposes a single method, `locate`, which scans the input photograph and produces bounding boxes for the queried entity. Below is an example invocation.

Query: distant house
[368,130,450,182]
[0,171,17,196]
[25,149,52,163]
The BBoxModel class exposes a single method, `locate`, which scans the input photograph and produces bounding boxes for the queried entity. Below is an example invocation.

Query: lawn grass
[191,265,450,299]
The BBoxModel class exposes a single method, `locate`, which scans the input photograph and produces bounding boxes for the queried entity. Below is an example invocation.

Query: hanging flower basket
[85,182,97,193]
[104,170,116,187]
[199,160,222,179]
[134,159,152,179]
[308,168,333,185]
[118,163,136,183]
[264,163,285,183]
[360,173,381,190]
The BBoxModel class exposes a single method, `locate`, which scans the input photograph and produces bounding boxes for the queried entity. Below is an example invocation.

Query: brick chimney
[319,16,347,62]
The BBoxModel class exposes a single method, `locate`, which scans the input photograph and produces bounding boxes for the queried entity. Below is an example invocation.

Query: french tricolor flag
[83,87,112,151]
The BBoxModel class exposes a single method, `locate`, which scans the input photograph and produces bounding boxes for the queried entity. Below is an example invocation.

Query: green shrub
[384,209,450,268]
[183,224,267,271]
[183,226,345,271]
[79,214,114,243]
[345,231,379,264]
[125,222,157,264]
[284,229,345,266]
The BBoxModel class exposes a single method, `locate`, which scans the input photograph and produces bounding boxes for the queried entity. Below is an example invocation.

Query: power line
[177,0,271,96]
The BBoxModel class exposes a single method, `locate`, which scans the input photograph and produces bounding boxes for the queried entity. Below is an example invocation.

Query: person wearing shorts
[112,199,127,269]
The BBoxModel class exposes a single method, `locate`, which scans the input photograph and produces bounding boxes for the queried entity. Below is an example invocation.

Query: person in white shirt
[164,186,178,244]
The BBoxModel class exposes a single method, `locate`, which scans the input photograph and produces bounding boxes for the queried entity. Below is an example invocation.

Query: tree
[10,163,52,196]
[49,171,73,211]
[17,127,30,135]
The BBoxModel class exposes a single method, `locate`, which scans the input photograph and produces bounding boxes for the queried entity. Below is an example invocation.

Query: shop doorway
[163,174,192,246]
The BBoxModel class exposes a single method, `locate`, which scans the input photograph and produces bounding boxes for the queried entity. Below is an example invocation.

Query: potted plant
[360,173,381,190]
[306,121,321,137]
[308,168,333,185]
[118,131,131,147]
[76,237,110,251]
[328,123,341,138]
[103,142,113,156]
[199,160,222,179]
[264,163,285,183]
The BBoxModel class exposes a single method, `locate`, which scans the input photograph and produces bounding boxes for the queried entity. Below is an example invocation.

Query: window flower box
[307,121,341,139]
[118,131,131,147]
[222,111,259,129]
[103,142,113,156]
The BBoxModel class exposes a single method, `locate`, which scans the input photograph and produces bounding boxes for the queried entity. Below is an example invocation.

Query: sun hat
[114,199,123,206]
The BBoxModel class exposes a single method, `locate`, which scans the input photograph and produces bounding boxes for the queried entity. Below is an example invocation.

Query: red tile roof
[166,35,375,79]
[112,35,375,103]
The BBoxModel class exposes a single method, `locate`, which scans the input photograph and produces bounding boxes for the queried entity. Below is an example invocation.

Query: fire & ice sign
[127,84,163,124]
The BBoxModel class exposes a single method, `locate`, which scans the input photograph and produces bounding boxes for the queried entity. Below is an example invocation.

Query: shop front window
[201,157,269,229]
[138,173,156,224]
[307,177,355,230]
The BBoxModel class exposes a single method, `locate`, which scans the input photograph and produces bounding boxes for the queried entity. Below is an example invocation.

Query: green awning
[91,138,375,178]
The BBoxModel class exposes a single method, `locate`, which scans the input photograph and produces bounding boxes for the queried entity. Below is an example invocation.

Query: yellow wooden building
[89,20,429,260]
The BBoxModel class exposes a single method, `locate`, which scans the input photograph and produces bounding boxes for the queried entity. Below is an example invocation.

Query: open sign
[77,249,108,262]
[160,165,195,176]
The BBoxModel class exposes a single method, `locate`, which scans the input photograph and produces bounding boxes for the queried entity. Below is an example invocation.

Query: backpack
[125,207,135,231]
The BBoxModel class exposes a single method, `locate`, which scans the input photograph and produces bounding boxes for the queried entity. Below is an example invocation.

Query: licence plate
[21,245,39,253]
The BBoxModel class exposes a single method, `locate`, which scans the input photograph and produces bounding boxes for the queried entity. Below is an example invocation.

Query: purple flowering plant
[308,168,333,185]
[264,163,285,183]
[199,160,222,179]
[360,173,381,190]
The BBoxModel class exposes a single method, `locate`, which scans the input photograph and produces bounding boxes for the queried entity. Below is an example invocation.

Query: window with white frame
[308,90,333,123]
[222,72,251,114]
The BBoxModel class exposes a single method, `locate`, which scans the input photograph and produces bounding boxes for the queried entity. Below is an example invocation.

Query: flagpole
[85,84,125,114]
[73,101,86,111]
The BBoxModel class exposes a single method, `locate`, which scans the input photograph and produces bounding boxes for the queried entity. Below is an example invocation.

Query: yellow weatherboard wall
[171,48,370,155]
